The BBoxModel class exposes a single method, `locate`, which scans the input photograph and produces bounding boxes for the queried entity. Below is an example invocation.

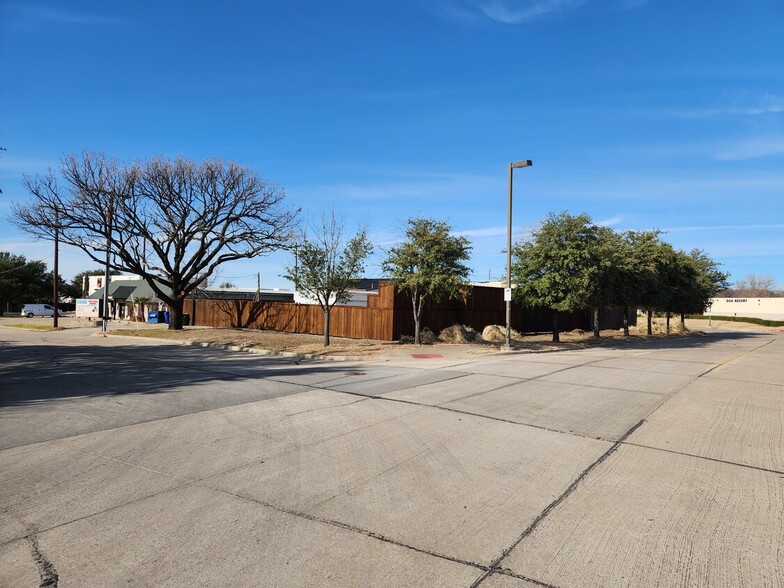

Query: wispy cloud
[455,226,507,238]
[436,0,648,25]
[438,0,584,25]
[661,223,784,233]
[597,216,623,227]
[657,94,784,119]
[299,172,498,201]
[7,4,120,26]
[715,136,784,161]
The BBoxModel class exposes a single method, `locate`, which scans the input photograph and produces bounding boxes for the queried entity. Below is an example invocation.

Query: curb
[104,333,369,363]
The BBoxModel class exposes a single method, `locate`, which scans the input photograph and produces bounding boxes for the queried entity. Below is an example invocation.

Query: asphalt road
[1,323,782,587]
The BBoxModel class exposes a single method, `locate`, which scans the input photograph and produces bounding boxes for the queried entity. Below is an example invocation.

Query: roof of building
[192,288,294,302]
[89,279,171,302]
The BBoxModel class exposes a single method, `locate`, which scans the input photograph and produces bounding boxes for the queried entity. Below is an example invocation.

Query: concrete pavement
[1,323,782,587]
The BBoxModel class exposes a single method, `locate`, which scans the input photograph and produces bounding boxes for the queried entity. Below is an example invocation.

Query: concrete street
[1,322,782,587]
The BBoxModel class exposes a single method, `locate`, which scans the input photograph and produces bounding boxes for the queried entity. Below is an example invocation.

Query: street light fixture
[505,159,533,350]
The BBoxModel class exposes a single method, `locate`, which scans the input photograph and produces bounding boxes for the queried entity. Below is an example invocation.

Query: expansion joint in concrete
[28,534,58,588]
[469,418,646,588]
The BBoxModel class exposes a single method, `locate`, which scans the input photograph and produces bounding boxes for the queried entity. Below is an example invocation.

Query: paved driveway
[1,325,782,587]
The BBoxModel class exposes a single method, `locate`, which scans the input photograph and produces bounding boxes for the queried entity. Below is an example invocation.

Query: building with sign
[706,297,784,321]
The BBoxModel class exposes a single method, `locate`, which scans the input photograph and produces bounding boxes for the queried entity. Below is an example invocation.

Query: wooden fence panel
[191,295,395,340]
[190,282,634,341]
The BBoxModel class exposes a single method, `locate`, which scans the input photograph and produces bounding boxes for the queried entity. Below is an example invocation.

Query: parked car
[21,304,63,318]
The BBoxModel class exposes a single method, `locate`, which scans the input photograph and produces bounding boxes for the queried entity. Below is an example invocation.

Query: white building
[87,274,143,295]
[706,297,784,321]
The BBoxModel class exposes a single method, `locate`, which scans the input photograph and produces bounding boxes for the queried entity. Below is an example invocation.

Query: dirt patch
[104,316,709,360]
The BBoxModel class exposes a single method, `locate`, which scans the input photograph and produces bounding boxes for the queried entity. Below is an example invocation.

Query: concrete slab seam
[700,337,777,376]
[304,384,608,443]
[27,534,58,587]
[468,418,646,588]
[194,405,438,487]
[0,481,199,550]
[630,336,781,429]
[429,357,672,411]
[621,441,784,476]
[203,484,491,574]
[701,373,784,389]
[493,567,563,588]
[0,383,340,452]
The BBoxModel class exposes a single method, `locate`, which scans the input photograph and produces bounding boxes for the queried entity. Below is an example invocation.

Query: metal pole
[505,163,513,349]
[102,208,111,334]
[53,206,59,329]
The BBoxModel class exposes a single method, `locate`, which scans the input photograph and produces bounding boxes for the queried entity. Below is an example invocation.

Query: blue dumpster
[147,311,159,323]
[162,311,170,324]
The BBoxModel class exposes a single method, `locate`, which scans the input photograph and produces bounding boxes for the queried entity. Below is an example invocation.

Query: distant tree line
[717,273,782,298]
[512,212,730,342]
[0,254,119,313]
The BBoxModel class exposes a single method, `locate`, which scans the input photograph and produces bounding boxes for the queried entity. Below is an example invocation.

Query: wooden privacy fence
[189,285,396,340]
[390,285,630,339]
[188,282,634,341]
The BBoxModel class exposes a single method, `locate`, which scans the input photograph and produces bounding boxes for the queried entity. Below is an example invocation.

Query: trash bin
[162,311,170,324]
[182,313,190,326]
[147,311,159,323]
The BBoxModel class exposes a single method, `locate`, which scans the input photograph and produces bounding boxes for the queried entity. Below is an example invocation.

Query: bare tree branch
[12,151,299,329]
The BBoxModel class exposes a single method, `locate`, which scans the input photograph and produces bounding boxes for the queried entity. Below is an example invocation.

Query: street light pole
[95,188,125,334]
[102,210,111,334]
[52,205,59,329]
[505,159,533,350]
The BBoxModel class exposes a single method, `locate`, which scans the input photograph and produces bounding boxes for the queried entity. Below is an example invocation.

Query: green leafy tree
[674,249,729,330]
[658,248,698,333]
[13,151,297,330]
[283,212,373,346]
[511,212,599,342]
[617,230,665,335]
[382,217,471,344]
[584,225,624,337]
[0,252,51,312]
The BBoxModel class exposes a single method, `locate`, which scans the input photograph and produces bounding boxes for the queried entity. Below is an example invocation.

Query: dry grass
[110,327,395,358]
[107,317,703,360]
[3,323,64,331]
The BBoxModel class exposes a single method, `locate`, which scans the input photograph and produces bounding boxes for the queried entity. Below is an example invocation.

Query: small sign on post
[504,287,512,302]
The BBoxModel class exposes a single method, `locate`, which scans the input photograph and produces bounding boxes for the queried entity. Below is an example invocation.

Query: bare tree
[732,273,779,297]
[13,151,298,329]
[283,211,372,346]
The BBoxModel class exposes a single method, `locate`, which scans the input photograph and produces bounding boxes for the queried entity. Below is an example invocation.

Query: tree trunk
[647,310,653,335]
[623,306,630,336]
[666,311,671,334]
[592,307,600,337]
[412,292,421,345]
[552,311,560,343]
[323,308,331,346]
[679,312,685,333]
[168,297,185,330]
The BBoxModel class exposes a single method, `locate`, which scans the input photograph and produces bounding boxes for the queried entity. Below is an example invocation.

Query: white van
[21,304,63,318]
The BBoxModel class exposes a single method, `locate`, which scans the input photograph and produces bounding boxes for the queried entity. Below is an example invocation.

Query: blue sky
[2,0,783,290]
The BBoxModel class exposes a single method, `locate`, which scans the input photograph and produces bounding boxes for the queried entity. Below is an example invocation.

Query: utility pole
[52,206,59,328]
